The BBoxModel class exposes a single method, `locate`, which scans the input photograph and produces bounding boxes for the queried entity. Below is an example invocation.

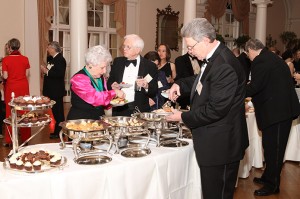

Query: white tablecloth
[284,117,300,162]
[0,141,201,199]
[238,112,264,178]
[239,113,300,178]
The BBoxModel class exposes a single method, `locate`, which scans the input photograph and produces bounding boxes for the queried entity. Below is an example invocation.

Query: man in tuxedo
[237,46,251,82]
[166,18,249,199]
[107,34,158,116]
[245,39,300,196]
[41,41,66,139]
[174,52,202,109]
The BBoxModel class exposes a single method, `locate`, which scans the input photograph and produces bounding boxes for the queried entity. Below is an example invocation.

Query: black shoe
[49,134,60,139]
[254,186,280,196]
[253,177,266,185]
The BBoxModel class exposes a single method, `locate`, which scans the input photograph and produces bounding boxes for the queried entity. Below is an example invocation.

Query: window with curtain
[210,3,239,49]
[49,0,118,101]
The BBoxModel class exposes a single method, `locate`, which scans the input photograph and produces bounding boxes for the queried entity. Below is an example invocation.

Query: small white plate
[119,83,133,88]
[161,90,169,98]
[110,101,129,107]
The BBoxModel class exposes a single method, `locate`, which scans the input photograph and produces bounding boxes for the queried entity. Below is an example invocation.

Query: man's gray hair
[85,45,112,67]
[181,18,216,43]
[124,34,144,52]
[48,41,62,53]
[245,39,265,52]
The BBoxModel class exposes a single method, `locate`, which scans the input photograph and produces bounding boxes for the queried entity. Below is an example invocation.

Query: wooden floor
[0,102,299,199]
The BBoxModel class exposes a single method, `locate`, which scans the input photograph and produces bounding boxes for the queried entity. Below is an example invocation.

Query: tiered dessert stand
[5,93,55,156]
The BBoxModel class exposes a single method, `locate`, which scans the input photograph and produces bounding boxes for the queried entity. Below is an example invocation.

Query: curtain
[37,0,54,66]
[206,0,228,19]
[205,0,250,35]
[231,0,250,35]
[100,0,126,38]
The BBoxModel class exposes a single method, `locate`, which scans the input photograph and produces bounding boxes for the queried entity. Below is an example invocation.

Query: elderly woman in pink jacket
[67,45,125,120]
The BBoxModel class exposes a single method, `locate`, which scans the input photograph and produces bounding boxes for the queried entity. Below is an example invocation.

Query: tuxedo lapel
[117,58,127,81]
[190,72,202,102]
[190,44,225,102]
[138,56,146,76]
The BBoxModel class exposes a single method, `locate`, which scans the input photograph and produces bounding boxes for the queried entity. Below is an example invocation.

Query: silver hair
[124,34,144,52]
[181,18,216,42]
[245,39,265,52]
[85,45,112,67]
[48,41,62,53]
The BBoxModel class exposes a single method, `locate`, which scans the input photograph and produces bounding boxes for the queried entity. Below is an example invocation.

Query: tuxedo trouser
[261,118,292,189]
[51,97,65,135]
[200,161,239,199]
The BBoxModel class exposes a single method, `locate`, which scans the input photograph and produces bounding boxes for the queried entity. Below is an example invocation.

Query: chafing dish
[60,119,109,141]
[100,116,151,154]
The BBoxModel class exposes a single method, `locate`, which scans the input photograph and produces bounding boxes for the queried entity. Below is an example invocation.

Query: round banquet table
[0,140,201,199]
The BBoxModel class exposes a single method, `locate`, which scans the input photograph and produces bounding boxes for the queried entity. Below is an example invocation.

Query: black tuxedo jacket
[43,53,66,99]
[176,43,249,166]
[246,48,300,130]
[174,53,195,81]
[237,52,251,81]
[107,56,158,113]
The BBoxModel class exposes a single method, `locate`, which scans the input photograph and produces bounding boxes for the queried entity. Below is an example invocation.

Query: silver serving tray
[74,155,112,165]
[4,118,52,127]
[159,139,189,147]
[60,119,109,141]
[3,156,68,173]
[121,147,151,158]
[9,100,56,111]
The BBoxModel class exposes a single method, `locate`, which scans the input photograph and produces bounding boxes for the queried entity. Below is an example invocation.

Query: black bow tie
[125,59,137,67]
[202,58,210,64]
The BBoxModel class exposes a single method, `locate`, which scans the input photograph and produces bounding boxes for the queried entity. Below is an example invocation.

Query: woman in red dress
[2,38,31,147]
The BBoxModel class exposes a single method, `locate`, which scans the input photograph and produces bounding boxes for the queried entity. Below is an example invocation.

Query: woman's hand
[115,89,125,99]
[111,82,120,90]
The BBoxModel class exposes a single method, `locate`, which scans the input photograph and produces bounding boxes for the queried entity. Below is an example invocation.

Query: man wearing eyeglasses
[107,34,158,116]
[166,18,249,199]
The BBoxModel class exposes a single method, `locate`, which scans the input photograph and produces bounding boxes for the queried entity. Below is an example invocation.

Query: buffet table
[0,141,201,199]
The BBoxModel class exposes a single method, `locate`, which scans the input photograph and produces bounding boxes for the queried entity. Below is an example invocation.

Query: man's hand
[168,83,181,102]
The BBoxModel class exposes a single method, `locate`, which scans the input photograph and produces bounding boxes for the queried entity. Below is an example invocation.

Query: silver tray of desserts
[74,155,112,165]
[4,116,51,127]
[3,153,67,174]
[121,147,151,158]
[60,119,109,141]
[9,97,56,111]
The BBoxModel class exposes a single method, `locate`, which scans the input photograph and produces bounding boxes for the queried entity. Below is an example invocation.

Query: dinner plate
[119,83,133,88]
[110,100,129,107]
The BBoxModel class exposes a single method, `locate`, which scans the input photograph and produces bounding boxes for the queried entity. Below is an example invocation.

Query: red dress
[2,52,31,144]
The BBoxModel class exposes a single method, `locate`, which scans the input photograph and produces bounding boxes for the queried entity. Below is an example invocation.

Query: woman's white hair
[85,45,112,66]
